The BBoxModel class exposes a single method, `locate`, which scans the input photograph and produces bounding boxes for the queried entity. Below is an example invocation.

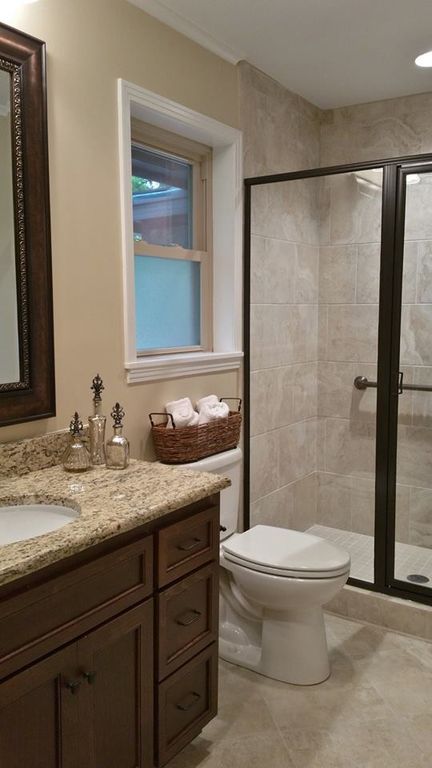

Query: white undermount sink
[0,503,79,546]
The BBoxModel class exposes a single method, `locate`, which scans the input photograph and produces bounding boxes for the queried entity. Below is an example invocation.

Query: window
[131,122,212,355]
[118,80,243,383]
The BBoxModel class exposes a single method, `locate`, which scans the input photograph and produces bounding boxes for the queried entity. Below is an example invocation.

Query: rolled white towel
[196,394,219,411]
[198,400,230,425]
[165,397,199,429]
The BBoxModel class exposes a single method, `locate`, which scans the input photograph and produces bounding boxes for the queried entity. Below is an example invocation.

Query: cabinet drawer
[157,506,219,587]
[157,644,218,767]
[0,536,153,680]
[158,562,218,680]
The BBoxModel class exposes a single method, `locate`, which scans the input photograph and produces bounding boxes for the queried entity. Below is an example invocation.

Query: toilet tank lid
[175,447,242,472]
[222,525,350,574]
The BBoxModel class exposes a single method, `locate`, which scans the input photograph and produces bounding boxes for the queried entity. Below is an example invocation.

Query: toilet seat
[221,525,350,579]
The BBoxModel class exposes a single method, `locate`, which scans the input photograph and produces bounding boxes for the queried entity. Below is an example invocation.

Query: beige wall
[0,0,240,455]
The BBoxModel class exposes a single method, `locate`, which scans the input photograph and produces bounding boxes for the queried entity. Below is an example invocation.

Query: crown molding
[127,0,243,65]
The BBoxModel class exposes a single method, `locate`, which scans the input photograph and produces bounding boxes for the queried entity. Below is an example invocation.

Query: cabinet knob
[65,680,81,695]
[83,671,97,685]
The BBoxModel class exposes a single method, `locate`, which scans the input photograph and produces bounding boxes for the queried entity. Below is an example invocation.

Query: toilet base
[220,605,330,686]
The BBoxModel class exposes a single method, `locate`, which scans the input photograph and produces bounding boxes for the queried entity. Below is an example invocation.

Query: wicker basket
[149,398,242,464]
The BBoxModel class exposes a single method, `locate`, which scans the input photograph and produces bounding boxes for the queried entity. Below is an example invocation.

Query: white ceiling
[127,0,432,109]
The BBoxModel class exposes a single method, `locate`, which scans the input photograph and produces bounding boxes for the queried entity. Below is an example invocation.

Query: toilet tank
[175,447,242,540]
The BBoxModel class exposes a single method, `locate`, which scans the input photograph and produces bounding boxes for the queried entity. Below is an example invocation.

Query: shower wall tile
[238,61,320,178]
[251,179,320,244]
[320,93,432,167]
[295,244,319,303]
[285,306,318,363]
[250,431,279,502]
[396,425,432,489]
[350,476,376,536]
[291,472,319,531]
[292,362,318,421]
[326,304,379,363]
[356,243,380,304]
[320,173,382,246]
[250,367,293,436]
[412,365,432,428]
[278,419,318,487]
[250,304,282,370]
[324,418,376,477]
[250,363,318,437]
[319,246,357,303]
[250,484,294,529]
[400,305,432,366]
[416,241,432,303]
[251,236,296,304]
[316,471,375,537]
[395,484,411,545]
[409,487,432,548]
[405,179,432,241]
[317,472,352,530]
[318,361,377,422]
[316,417,326,471]
[401,241,418,304]
[318,304,328,360]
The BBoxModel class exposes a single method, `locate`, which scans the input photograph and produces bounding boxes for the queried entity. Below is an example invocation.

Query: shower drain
[406,574,430,584]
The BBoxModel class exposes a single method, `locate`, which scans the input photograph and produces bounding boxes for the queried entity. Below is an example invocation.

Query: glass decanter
[62,412,91,472]
[105,403,130,470]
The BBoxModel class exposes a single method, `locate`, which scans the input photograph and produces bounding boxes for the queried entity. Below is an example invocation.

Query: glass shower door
[393,167,432,592]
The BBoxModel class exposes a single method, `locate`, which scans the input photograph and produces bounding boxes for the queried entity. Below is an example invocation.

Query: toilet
[177,447,350,685]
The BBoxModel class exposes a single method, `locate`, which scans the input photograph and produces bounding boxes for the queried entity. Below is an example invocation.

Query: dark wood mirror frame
[0,22,55,427]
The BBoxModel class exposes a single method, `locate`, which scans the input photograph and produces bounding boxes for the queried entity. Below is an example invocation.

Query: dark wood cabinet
[0,495,220,768]
[0,644,79,768]
[0,601,154,768]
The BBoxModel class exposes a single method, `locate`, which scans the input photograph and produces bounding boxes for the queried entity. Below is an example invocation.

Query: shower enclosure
[244,154,432,605]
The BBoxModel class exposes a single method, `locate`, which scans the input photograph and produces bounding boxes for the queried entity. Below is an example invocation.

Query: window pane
[135,255,201,350]
[132,145,192,249]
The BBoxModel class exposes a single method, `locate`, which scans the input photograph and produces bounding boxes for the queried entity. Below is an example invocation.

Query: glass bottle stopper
[111,402,125,427]
[70,411,84,435]
[91,373,104,404]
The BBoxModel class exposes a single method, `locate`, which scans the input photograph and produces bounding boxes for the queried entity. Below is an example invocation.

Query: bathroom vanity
[0,459,228,767]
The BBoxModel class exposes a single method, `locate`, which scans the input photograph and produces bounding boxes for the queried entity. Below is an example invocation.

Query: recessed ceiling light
[415,50,432,67]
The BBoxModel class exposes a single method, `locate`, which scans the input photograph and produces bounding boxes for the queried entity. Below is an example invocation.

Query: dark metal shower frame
[244,152,432,607]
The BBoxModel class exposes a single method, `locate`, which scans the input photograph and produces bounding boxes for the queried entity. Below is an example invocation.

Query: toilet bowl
[176,448,350,685]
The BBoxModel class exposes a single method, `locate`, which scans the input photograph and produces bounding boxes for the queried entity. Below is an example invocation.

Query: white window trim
[118,79,243,384]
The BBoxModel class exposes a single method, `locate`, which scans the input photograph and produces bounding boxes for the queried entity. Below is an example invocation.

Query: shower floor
[307,524,432,586]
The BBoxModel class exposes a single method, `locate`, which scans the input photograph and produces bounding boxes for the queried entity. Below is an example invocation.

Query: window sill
[125,351,243,384]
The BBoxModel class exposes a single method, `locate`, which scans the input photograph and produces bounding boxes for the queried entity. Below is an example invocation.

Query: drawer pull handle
[83,671,97,685]
[177,537,202,552]
[176,691,201,711]
[66,680,81,695]
[176,609,202,627]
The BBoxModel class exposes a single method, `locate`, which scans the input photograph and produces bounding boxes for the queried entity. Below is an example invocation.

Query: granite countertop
[0,460,230,588]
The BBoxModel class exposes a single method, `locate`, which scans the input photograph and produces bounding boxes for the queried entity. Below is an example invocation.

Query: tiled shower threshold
[307,524,432,586]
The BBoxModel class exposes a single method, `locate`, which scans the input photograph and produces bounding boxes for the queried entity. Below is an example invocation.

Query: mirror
[0,69,19,385]
[0,22,55,426]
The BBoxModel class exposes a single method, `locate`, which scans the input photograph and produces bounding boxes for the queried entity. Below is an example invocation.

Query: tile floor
[308,524,432,586]
[169,614,432,768]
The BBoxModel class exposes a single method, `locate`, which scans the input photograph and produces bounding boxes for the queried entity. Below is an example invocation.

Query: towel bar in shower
[354,374,432,394]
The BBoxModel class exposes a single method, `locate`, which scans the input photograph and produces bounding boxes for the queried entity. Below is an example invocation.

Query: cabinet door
[0,644,80,768]
[78,600,154,768]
